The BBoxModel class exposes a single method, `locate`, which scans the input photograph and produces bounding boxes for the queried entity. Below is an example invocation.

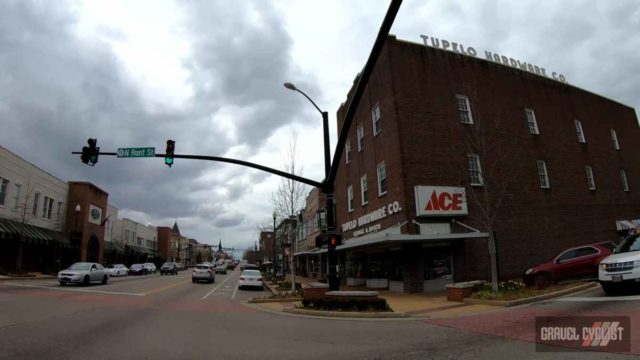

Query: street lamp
[272,211,277,278]
[284,82,338,290]
[74,204,81,233]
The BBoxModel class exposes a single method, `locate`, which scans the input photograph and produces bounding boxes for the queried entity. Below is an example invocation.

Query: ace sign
[415,186,468,216]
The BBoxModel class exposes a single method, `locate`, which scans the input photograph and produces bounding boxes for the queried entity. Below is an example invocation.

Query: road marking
[142,280,191,296]
[555,295,640,302]
[231,284,239,300]
[3,282,144,296]
[201,274,236,300]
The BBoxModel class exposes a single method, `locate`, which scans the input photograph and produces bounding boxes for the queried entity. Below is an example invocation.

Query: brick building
[332,35,640,293]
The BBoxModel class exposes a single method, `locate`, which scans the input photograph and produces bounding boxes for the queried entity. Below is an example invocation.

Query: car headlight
[600,263,607,270]
[525,268,533,275]
[634,260,640,268]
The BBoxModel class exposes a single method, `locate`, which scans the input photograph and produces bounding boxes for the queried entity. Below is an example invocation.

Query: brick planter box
[302,282,330,300]
[446,281,485,302]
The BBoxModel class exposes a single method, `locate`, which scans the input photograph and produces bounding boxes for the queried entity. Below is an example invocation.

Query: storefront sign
[88,204,103,225]
[341,201,403,232]
[415,186,467,216]
[419,35,568,84]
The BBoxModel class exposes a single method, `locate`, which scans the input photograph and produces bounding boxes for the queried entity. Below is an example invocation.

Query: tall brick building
[332,35,640,293]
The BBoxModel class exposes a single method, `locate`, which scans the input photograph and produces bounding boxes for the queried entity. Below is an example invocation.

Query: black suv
[160,262,179,275]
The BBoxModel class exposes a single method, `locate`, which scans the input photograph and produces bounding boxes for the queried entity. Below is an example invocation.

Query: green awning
[0,217,70,246]
[104,240,126,253]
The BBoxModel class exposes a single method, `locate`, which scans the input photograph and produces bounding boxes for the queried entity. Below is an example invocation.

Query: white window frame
[32,191,40,216]
[525,108,539,135]
[467,154,483,186]
[0,177,8,207]
[345,140,351,164]
[575,119,586,143]
[347,185,354,213]
[41,196,53,220]
[537,160,550,189]
[13,183,21,209]
[372,103,381,135]
[360,175,368,206]
[611,129,620,150]
[357,124,364,151]
[456,95,474,124]
[377,162,387,196]
[585,165,596,190]
[620,169,629,192]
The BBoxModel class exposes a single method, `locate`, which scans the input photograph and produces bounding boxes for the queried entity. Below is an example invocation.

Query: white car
[238,270,264,290]
[599,233,640,295]
[192,264,215,283]
[106,264,128,277]
[58,262,109,286]
[143,263,157,274]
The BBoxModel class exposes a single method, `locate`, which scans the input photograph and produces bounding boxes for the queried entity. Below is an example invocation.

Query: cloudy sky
[1,0,639,252]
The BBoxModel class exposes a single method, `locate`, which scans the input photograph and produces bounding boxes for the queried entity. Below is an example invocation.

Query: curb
[249,297,303,304]
[0,276,56,281]
[265,282,279,295]
[463,282,598,307]
[283,308,407,318]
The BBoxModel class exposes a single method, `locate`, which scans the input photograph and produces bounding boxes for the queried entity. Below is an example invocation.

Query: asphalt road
[0,271,637,360]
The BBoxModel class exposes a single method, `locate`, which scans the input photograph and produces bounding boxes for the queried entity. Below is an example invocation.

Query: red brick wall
[66,182,109,263]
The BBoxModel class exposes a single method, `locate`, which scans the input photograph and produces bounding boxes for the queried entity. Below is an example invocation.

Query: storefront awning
[0,217,70,246]
[335,231,489,252]
[104,240,126,253]
[126,245,156,256]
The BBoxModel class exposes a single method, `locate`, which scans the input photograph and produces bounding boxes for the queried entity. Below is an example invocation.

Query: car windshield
[614,235,640,254]
[242,270,260,277]
[131,264,143,269]
[162,262,173,266]
[196,265,210,270]
[68,263,92,271]
[114,264,125,268]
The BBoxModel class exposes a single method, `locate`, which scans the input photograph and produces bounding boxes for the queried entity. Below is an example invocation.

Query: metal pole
[273,217,277,279]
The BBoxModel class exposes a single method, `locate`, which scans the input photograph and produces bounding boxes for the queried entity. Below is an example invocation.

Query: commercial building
[331,35,640,293]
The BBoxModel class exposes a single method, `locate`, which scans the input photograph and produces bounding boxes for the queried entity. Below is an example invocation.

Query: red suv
[523,242,616,287]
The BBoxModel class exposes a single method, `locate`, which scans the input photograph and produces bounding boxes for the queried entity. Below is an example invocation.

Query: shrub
[301,297,390,312]
[478,280,525,293]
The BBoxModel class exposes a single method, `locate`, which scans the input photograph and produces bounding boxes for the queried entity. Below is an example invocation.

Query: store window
[456,95,474,124]
[423,247,453,280]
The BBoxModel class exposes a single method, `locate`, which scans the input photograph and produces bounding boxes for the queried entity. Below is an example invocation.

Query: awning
[616,220,637,231]
[104,240,126,253]
[126,245,156,256]
[294,248,324,256]
[0,217,70,246]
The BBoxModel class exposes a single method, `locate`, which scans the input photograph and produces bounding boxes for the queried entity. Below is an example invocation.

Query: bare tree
[270,132,308,221]
[15,178,36,273]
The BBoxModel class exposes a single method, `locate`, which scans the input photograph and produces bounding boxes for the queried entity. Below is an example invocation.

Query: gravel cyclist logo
[536,317,630,352]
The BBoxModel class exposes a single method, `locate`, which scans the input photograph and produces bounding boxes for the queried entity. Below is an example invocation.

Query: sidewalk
[0,272,57,281]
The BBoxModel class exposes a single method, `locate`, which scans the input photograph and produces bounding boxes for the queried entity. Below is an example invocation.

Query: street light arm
[294,88,323,116]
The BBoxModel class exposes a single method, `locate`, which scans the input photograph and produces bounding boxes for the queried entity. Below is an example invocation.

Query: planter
[366,278,388,289]
[388,280,404,292]
[346,277,366,286]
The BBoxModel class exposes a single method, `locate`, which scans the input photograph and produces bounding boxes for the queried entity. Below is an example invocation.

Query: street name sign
[117,147,155,158]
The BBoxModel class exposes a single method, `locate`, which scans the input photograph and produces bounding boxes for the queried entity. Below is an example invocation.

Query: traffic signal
[81,138,99,166]
[165,140,175,167]
[328,234,342,249]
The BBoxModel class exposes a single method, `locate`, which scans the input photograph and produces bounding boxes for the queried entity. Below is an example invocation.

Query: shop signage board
[415,186,468,216]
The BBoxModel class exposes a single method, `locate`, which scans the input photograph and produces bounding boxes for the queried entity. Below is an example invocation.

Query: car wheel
[534,273,551,289]
[83,275,90,285]
[601,282,621,296]
[59,281,66,286]
[101,275,108,285]
[192,279,196,283]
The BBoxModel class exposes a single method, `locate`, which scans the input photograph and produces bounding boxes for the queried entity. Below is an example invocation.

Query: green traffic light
[165,157,173,167]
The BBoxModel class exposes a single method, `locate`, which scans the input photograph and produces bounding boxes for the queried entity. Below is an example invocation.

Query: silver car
[58,262,109,286]
[106,264,128,277]
[238,270,264,290]
[192,264,215,283]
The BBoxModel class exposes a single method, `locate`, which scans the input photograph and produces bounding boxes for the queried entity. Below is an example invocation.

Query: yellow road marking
[142,279,191,296]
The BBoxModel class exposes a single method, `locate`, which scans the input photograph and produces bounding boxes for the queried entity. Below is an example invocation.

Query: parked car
[226,262,236,270]
[192,264,215,283]
[214,265,227,275]
[599,234,640,295]
[143,263,157,274]
[58,262,109,286]
[238,270,264,290]
[523,242,616,287]
[160,262,179,275]
[129,264,147,275]
[106,264,128,277]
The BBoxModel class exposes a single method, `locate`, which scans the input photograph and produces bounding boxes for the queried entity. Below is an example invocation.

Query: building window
[0,177,8,207]
[525,108,539,135]
[585,165,596,190]
[137,237,143,246]
[456,95,474,124]
[611,129,620,150]
[13,183,21,209]
[345,140,351,164]
[575,119,586,143]
[620,169,629,192]
[361,175,368,206]
[357,123,364,151]
[372,103,381,135]
[57,201,62,218]
[467,154,483,186]
[537,160,550,188]
[347,185,354,213]
[32,191,40,216]
[377,162,387,196]
[42,197,53,219]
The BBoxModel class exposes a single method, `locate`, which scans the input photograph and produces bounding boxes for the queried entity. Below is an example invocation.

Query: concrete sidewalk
[0,272,57,281]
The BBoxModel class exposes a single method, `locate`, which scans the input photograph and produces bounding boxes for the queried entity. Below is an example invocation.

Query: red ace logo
[415,186,467,216]
[425,191,463,211]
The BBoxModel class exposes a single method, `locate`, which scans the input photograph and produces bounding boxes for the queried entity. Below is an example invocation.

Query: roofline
[0,145,68,185]
[68,181,109,195]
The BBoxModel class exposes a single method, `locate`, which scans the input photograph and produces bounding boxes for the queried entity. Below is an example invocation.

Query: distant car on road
[106,264,128,277]
[160,262,179,275]
[192,264,215,283]
[214,265,227,275]
[129,264,147,275]
[523,242,616,287]
[238,270,264,290]
[241,263,259,271]
[58,262,109,286]
[143,263,157,274]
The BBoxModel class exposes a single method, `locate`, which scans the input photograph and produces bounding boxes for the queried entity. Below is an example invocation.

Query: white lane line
[201,274,236,300]
[555,295,640,302]
[231,284,239,300]
[4,282,144,296]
